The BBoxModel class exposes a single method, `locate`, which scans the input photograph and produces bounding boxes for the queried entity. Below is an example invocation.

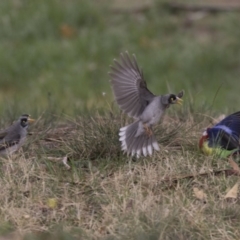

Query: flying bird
[0,114,35,155]
[109,51,184,157]
[199,111,240,157]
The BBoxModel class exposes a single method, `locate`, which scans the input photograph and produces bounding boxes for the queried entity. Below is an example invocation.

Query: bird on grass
[0,114,35,155]
[109,51,184,158]
[199,111,240,158]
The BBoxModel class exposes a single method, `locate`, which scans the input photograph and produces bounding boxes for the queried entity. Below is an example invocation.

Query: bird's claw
[143,124,152,137]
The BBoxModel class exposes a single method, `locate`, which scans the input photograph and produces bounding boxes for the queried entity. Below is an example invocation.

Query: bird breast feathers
[140,100,163,124]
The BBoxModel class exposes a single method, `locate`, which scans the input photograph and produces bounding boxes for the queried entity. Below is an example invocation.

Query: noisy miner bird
[109,52,184,157]
[0,114,35,155]
[199,111,240,157]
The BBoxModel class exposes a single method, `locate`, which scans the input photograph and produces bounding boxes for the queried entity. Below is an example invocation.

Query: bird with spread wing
[109,52,184,158]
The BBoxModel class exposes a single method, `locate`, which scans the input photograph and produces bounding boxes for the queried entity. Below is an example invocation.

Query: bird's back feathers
[214,111,240,138]
[202,111,240,152]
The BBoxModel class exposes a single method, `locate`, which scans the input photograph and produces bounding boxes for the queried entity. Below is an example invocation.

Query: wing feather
[109,51,155,118]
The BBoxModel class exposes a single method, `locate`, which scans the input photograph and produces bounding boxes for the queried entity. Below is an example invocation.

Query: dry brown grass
[0,110,239,239]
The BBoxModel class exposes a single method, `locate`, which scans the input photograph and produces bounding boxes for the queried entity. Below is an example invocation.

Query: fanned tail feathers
[119,121,159,158]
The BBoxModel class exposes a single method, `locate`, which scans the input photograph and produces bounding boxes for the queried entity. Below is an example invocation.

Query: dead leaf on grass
[229,157,240,174]
[224,182,239,199]
[193,187,207,201]
[213,114,226,124]
[46,156,70,170]
[60,24,76,38]
[47,198,58,209]
[62,156,70,170]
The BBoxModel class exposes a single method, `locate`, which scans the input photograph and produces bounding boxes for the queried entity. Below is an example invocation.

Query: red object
[199,129,209,149]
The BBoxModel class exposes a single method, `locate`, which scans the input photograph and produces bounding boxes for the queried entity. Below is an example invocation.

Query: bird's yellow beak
[28,117,35,123]
[176,97,183,105]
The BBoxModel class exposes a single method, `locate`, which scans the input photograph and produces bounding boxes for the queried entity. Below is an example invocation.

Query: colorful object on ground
[199,111,240,157]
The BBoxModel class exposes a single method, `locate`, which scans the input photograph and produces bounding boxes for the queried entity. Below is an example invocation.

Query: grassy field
[0,0,240,239]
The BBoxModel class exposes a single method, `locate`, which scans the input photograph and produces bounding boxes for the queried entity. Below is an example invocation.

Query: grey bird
[109,52,184,157]
[0,114,35,155]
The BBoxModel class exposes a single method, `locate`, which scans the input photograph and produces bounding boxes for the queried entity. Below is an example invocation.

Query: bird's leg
[143,123,152,137]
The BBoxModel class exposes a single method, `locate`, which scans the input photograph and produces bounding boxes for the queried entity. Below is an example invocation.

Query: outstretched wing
[109,51,155,118]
